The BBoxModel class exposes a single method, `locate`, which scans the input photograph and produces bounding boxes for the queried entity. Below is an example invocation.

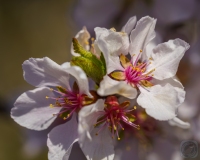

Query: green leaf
[71,38,107,84]
[72,38,93,58]
[100,52,107,75]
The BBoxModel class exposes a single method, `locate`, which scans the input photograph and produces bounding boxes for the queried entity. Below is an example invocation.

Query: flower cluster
[11,16,190,160]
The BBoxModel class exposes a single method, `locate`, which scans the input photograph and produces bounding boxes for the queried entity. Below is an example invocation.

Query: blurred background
[0,0,200,160]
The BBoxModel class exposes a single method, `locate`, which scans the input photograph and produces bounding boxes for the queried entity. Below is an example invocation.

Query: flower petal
[97,75,137,99]
[78,100,114,158]
[80,128,114,160]
[78,100,114,160]
[71,27,90,57]
[152,77,185,105]
[137,83,185,120]
[11,87,62,130]
[148,39,190,80]
[96,38,123,74]
[62,65,92,97]
[78,99,105,142]
[168,117,190,129]
[129,16,156,58]
[121,16,137,35]
[95,27,129,56]
[23,57,70,90]
[47,115,78,160]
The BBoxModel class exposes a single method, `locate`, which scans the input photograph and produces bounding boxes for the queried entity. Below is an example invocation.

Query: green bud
[71,38,106,84]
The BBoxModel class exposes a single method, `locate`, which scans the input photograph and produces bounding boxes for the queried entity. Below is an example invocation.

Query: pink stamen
[94,96,139,140]
[47,87,83,119]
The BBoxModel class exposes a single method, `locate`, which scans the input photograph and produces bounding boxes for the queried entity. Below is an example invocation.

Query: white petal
[137,83,185,120]
[78,100,114,160]
[129,16,156,58]
[71,27,90,57]
[78,99,105,142]
[11,87,61,130]
[96,38,123,74]
[61,62,71,68]
[169,117,190,129]
[95,27,109,40]
[142,32,162,61]
[23,57,70,90]
[47,115,78,160]
[121,16,137,34]
[148,39,190,80]
[62,65,92,97]
[97,75,137,99]
[95,27,129,56]
[152,77,185,105]
[80,128,114,160]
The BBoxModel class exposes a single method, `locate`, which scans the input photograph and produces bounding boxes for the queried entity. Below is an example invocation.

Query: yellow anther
[91,37,95,41]
[134,106,137,109]
[140,49,142,52]
[84,40,89,45]
[122,128,125,130]
[149,57,153,60]
[133,54,135,56]
[116,110,119,113]
[95,133,98,136]
[49,104,54,108]
[114,125,117,130]
[110,27,116,32]
[107,119,110,122]
[46,96,49,99]
[118,137,121,140]
[63,117,67,120]
[67,114,70,117]
[50,88,53,91]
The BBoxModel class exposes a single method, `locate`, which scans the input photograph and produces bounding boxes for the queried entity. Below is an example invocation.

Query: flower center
[94,96,139,140]
[125,63,154,87]
[108,51,155,88]
[46,86,83,120]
